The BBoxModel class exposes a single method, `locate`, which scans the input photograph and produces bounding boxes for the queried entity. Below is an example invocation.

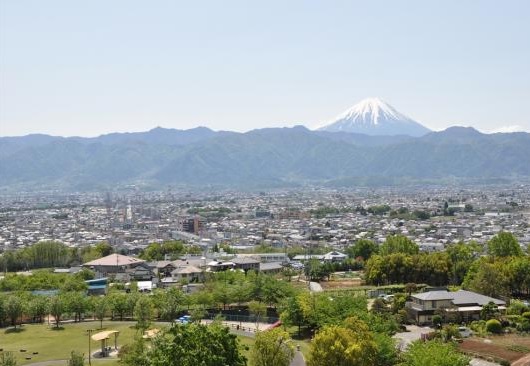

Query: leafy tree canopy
[379,235,419,256]
[487,232,522,257]
[401,340,470,366]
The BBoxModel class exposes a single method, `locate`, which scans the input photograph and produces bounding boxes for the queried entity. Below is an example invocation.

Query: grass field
[1,321,268,365]
[1,321,142,365]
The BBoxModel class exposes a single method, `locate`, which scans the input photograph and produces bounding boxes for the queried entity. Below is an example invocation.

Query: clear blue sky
[1,0,529,136]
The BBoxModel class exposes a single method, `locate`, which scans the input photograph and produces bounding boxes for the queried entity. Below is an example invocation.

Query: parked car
[458,326,472,338]
[176,315,192,324]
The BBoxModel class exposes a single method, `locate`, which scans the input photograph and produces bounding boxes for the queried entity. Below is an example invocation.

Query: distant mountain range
[1,125,530,191]
[318,98,431,137]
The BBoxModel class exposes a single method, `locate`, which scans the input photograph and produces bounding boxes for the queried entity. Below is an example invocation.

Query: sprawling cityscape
[2,186,529,258]
[2,1,530,365]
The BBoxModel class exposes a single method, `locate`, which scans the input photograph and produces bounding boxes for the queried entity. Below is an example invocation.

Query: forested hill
[1,126,530,191]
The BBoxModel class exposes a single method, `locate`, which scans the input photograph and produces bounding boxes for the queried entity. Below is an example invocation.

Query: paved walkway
[290,350,306,366]
[25,359,116,366]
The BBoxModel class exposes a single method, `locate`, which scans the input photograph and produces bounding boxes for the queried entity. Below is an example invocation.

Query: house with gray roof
[406,289,506,325]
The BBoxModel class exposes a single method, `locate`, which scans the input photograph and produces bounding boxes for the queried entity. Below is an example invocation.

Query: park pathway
[289,350,306,366]
[24,358,116,366]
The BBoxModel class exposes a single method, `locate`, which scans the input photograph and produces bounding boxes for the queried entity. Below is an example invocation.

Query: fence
[206,312,279,325]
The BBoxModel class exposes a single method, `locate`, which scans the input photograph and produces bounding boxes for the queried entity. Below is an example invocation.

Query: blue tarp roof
[88,284,107,290]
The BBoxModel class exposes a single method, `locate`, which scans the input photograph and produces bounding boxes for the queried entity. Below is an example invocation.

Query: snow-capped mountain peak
[336,97,404,125]
[318,97,431,137]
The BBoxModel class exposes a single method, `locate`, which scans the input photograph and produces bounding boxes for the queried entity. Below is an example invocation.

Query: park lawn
[2,321,304,365]
[1,321,147,365]
[237,334,255,359]
[2,321,258,366]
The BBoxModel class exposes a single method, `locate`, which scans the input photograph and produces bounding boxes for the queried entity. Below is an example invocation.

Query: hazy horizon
[1,0,529,137]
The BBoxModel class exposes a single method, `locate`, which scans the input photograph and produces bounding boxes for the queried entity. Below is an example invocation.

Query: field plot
[459,335,530,364]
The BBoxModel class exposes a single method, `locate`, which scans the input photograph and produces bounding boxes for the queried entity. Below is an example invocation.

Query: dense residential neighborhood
[1,185,530,366]
[1,186,529,258]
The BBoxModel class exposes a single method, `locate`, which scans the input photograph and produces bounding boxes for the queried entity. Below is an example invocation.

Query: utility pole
[87,329,95,366]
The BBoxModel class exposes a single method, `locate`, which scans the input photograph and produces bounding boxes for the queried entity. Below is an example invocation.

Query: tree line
[0,241,113,272]
[361,232,529,299]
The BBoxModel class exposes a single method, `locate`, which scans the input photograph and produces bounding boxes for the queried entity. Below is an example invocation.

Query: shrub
[486,319,502,334]
[522,311,530,320]
[505,315,521,326]
[516,320,530,332]
[67,351,84,366]
[470,320,487,336]
[432,315,442,328]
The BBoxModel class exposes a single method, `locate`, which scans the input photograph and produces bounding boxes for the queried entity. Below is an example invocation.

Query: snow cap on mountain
[319,97,431,137]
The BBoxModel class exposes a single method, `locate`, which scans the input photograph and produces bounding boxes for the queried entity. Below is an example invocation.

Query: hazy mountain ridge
[1,125,529,190]
[0,127,228,158]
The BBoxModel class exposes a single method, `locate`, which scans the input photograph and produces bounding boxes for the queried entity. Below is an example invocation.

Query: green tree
[95,242,113,257]
[189,308,206,323]
[380,235,419,256]
[262,276,293,308]
[146,323,247,366]
[307,317,377,366]
[401,340,470,366]
[65,292,88,322]
[250,328,294,366]
[463,259,508,298]
[119,336,150,366]
[61,276,89,292]
[139,241,185,261]
[28,295,48,323]
[91,296,108,329]
[480,301,499,320]
[134,296,153,331]
[446,242,480,285]
[373,333,398,366]
[213,284,235,310]
[49,295,65,328]
[5,295,23,329]
[506,299,529,315]
[364,255,387,285]
[506,256,530,297]
[109,292,128,321]
[487,232,522,257]
[280,295,306,337]
[154,287,185,321]
[66,351,84,366]
[347,239,378,260]
[0,295,7,327]
[248,300,267,329]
